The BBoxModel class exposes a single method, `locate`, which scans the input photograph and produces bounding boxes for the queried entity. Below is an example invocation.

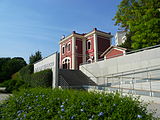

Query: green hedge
[0,88,156,120]
[19,64,34,75]
[30,69,52,88]
[19,65,52,88]
[5,79,24,92]
[0,72,25,92]
[1,64,52,92]
[19,64,33,84]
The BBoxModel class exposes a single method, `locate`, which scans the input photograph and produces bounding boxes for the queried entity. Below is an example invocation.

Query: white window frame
[62,57,71,69]
[62,45,65,55]
[87,40,91,50]
[67,42,71,52]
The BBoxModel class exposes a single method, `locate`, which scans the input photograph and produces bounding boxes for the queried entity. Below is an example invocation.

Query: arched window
[62,58,71,69]
[87,41,91,50]
[62,46,65,54]
[68,43,71,51]
[87,59,92,63]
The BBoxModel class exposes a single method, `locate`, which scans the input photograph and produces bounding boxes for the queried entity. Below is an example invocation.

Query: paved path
[147,103,160,118]
[0,93,11,102]
[138,95,160,118]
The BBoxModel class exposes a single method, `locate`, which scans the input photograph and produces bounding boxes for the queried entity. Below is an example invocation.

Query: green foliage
[0,79,11,87]
[30,69,52,88]
[5,79,24,93]
[118,33,133,50]
[19,64,34,87]
[1,72,24,93]
[113,0,160,49]
[0,88,156,120]
[0,57,26,83]
[19,64,34,75]
[0,62,52,92]
[19,65,52,88]
[12,72,22,81]
[0,64,33,92]
[0,58,11,82]
[29,51,42,64]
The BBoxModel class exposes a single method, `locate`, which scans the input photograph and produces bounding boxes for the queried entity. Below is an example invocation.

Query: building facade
[101,46,126,59]
[115,31,127,46]
[59,28,113,70]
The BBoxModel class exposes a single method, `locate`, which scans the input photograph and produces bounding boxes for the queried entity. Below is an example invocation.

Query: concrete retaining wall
[80,47,160,83]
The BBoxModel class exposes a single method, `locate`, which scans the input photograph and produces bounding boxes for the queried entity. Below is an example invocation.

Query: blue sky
[0,0,121,63]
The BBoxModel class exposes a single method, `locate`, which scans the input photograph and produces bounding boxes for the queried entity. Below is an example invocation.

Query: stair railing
[80,65,98,84]
[59,74,70,88]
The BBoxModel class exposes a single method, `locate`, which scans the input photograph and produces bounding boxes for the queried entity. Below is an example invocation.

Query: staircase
[58,69,97,89]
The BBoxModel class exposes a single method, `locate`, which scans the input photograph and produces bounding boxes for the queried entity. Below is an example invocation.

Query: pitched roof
[101,46,127,57]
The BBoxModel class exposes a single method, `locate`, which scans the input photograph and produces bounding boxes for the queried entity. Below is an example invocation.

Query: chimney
[93,28,97,31]
[72,31,76,34]
[61,35,65,39]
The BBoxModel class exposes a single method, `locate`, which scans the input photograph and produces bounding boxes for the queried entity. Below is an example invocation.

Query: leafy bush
[0,57,26,83]
[11,72,23,82]
[0,80,10,87]
[19,65,52,88]
[0,65,52,92]
[0,88,156,120]
[19,64,33,75]
[5,79,24,92]
[30,69,52,88]
[0,72,25,93]
[0,64,33,92]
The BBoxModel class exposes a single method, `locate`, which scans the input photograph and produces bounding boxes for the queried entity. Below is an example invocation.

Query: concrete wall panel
[80,47,160,84]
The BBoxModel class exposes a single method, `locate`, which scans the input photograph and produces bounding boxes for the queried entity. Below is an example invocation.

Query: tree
[0,58,11,82]
[0,57,26,83]
[113,0,160,49]
[29,51,42,64]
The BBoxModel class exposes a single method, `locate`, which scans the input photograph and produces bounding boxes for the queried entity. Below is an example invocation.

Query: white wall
[34,52,58,88]
[115,31,126,46]
[80,47,160,84]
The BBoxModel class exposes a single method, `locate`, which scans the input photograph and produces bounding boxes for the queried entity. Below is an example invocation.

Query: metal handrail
[80,65,97,78]
[59,74,70,88]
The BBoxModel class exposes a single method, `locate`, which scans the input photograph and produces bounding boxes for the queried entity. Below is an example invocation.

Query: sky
[0,0,121,63]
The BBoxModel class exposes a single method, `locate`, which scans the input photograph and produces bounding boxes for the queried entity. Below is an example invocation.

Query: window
[68,43,70,51]
[87,41,91,50]
[62,46,65,54]
[62,58,70,69]
[87,59,92,63]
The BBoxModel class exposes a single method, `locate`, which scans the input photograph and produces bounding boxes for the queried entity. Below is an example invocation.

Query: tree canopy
[0,57,26,83]
[29,51,42,64]
[113,0,160,49]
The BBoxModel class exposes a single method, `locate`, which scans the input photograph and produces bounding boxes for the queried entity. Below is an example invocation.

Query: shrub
[0,88,156,120]
[0,80,10,87]
[5,79,24,92]
[1,72,25,93]
[19,64,34,75]
[30,69,52,88]
[0,66,52,92]
[0,64,33,92]
[0,57,26,83]
[19,65,52,88]
[11,72,23,81]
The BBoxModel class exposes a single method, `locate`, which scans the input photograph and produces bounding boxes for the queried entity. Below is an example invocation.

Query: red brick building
[59,28,113,69]
[101,46,126,59]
